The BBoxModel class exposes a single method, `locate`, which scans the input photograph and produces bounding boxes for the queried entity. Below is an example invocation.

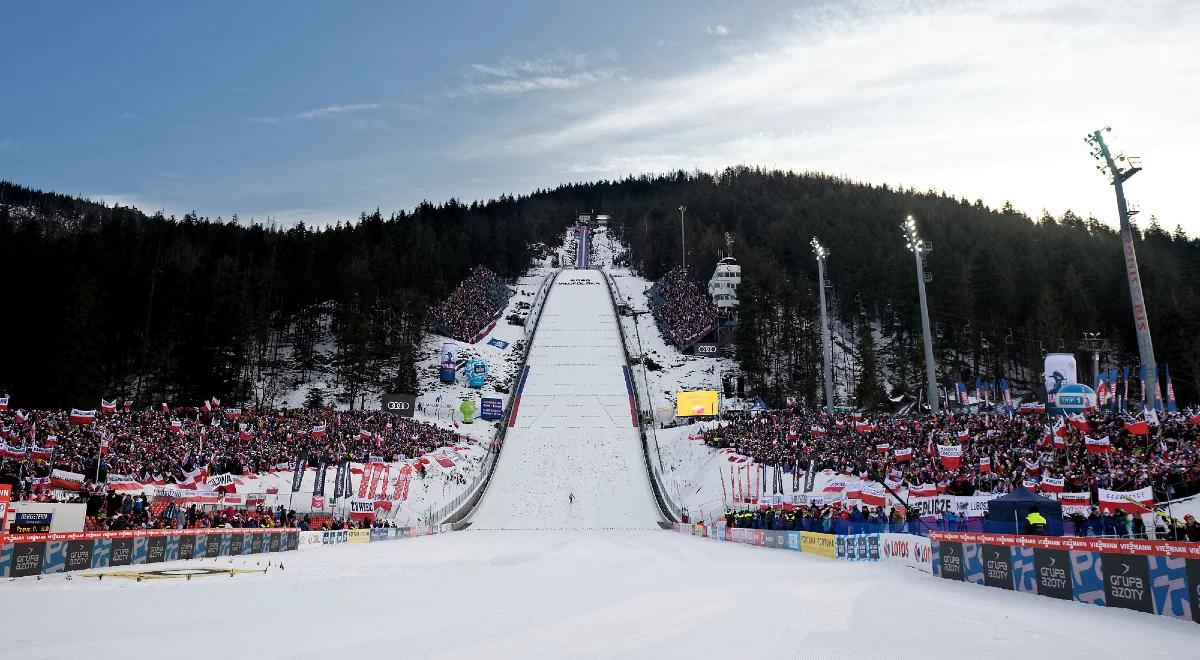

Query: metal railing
[431,268,561,524]
[602,269,681,522]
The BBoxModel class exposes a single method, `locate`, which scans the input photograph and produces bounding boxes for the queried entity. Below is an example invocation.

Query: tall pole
[678,205,687,271]
[903,216,939,412]
[1086,128,1156,405]
[1082,332,1103,388]
[811,238,835,412]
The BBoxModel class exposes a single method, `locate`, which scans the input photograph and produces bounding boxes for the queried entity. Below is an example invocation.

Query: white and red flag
[979,457,991,473]
[15,409,31,425]
[100,399,117,414]
[810,425,827,438]
[1040,476,1065,493]
[69,409,96,425]
[311,425,327,437]
[893,447,913,462]
[1084,436,1112,454]
[937,444,962,469]
[1098,487,1152,513]
[1123,419,1150,436]
[0,394,8,411]
[123,400,133,412]
[1066,413,1090,432]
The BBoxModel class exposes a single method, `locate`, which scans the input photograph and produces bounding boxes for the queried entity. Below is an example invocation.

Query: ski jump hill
[469,266,662,529]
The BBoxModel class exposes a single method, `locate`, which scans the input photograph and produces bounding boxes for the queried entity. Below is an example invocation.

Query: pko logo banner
[381,394,417,417]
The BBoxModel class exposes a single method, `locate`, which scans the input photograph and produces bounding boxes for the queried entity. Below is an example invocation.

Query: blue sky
[2,1,1198,233]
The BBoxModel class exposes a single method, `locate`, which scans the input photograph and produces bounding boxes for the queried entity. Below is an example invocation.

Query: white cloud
[706,24,730,36]
[463,0,1200,233]
[460,51,619,95]
[251,102,405,123]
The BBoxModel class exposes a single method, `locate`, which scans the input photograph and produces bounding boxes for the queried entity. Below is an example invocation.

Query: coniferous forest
[2,166,1198,409]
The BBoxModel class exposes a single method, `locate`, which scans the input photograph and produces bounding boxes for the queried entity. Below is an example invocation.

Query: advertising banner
[879,533,932,573]
[64,539,94,571]
[1044,353,1078,411]
[382,393,417,418]
[439,343,458,383]
[313,461,327,496]
[800,532,837,559]
[291,451,308,493]
[480,397,503,421]
[676,390,719,417]
[348,529,371,544]
[11,542,46,577]
[982,543,1013,590]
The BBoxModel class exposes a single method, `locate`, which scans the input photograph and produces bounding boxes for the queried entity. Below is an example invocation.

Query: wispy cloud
[459,51,619,96]
[251,102,405,123]
[461,1,1200,231]
[706,24,730,36]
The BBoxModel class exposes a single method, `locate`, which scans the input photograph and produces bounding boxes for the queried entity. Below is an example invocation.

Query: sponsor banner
[879,533,932,573]
[11,542,47,577]
[480,397,503,421]
[381,393,417,418]
[1032,547,1072,599]
[1101,553,1153,613]
[981,544,1013,590]
[64,539,94,571]
[800,532,837,559]
[145,536,167,563]
[178,534,196,560]
[291,451,308,493]
[939,541,965,581]
[350,500,375,515]
[929,531,1200,559]
[313,461,328,496]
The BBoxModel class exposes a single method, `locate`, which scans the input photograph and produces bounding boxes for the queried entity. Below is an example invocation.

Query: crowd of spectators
[0,405,470,503]
[702,406,1200,505]
[648,267,717,347]
[427,266,513,343]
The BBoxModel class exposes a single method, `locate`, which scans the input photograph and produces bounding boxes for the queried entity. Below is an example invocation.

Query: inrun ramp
[470,269,660,529]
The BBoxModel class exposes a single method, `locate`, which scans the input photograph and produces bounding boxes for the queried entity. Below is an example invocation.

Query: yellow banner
[800,532,836,559]
[348,529,371,544]
[676,390,719,417]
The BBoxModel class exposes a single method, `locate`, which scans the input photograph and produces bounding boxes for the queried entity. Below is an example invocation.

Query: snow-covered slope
[470,269,661,529]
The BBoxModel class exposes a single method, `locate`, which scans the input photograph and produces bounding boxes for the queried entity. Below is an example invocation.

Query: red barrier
[929,530,1200,558]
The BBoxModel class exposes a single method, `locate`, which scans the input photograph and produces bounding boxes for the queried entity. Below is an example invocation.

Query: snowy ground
[4,530,1197,659]
[470,268,660,529]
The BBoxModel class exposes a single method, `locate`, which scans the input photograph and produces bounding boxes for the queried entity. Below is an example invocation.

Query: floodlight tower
[902,215,939,412]
[1085,127,1156,405]
[811,238,835,412]
[678,205,687,271]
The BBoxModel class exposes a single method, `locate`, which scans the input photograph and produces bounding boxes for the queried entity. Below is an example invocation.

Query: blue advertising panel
[480,397,503,420]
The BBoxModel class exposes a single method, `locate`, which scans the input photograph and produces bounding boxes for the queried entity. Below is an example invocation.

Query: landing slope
[470,269,660,529]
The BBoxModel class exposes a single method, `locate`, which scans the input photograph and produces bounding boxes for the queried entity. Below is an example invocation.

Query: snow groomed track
[469,268,660,529]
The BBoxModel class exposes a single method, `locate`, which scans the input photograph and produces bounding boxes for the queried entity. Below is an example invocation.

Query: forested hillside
[597,168,1199,406]
[0,182,570,407]
[3,166,1197,409]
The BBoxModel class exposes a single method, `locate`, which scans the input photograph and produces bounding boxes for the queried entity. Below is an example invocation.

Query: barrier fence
[669,522,933,573]
[0,528,301,578]
[297,524,447,550]
[930,530,1200,624]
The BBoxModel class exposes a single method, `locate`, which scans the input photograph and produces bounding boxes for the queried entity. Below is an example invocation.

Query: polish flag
[0,394,8,411]
[31,445,52,460]
[1040,476,1065,493]
[810,425,827,438]
[162,402,170,414]
[202,400,212,413]
[15,409,31,425]
[957,428,969,442]
[311,425,327,437]
[855,421,874,433]
[224,408,241,420]
[239,425,255,441]
[1084,436,1112,454]
[875,442,891,453]
[1098,487,1153,513]
[1059,492,1091,508]
[1066,413,1090,432]
[359,429,373,440]
[979,457,991,473]
[1053,417,1068,438]
[100,399,117,414]
[1123,420,1150,436]
[909,483,937,497]
[99,436,112,455]
[860,483,887,507]
[177,466,207,489]
[937,445,962,469]
[44,434,57,448]
[1018,402,1046,414]
[123,400,133,412]
[893,447,913,462]
[69,409,97,425]
[210,397,220,408]
[170,419,183,433]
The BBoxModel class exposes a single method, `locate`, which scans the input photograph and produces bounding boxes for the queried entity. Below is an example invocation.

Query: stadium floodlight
[902,215,939,412]
[1086,127,1156,408]
[811,238,834,413]
[678,206,687,270]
